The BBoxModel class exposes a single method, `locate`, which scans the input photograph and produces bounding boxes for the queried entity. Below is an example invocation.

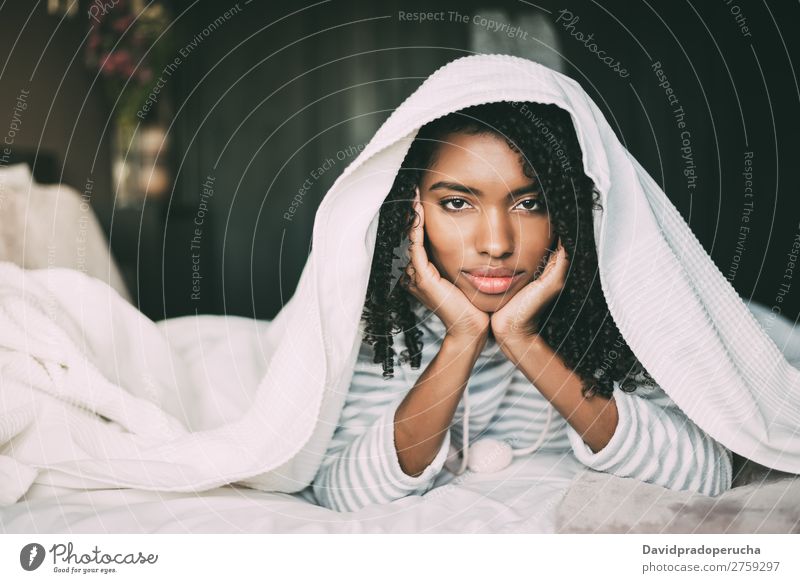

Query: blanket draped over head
[1,54,798,506]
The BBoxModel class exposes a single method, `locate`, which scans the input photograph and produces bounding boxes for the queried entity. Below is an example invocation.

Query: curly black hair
[361,100,657,398]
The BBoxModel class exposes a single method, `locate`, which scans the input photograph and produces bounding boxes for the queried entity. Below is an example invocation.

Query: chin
[467,292,516,314]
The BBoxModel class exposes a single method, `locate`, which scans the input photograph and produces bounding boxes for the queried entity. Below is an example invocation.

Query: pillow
[0,163,131,302]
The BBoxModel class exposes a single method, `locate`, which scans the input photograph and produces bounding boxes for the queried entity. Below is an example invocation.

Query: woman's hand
[491,238,569,343]
[400,187,490,341]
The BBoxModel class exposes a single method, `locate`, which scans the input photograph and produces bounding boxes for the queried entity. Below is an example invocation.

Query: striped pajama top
[308,303,733,512]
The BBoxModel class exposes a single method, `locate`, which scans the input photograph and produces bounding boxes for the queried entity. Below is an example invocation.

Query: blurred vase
[111,114,171,207]
[111,119,138,207]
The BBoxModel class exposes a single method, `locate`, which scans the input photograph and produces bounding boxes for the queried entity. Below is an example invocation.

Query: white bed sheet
[0,450,584,533]
[0,312,586,533]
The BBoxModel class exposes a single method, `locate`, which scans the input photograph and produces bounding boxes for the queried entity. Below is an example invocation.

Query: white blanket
[1,54,799,507]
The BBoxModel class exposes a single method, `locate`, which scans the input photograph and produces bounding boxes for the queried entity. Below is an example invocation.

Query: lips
[461,267,525,295]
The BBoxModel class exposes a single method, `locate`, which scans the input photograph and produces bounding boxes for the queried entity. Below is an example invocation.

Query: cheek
[521,221,555,271]
[424,213,470,277]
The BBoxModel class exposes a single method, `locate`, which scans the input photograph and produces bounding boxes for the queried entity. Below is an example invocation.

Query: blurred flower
[112,14,134,33]
[84,0,172,124]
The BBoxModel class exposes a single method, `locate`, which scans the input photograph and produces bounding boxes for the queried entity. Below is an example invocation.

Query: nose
[475,207,515,258]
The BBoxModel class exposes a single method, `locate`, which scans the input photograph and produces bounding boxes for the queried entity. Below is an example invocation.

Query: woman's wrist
[491,311,542,344]
[442,311,491,342]
[443,328,489,355]
[496,330,549,367]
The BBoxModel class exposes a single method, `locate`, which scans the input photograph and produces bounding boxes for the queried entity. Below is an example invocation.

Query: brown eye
[441,198,472,211]
[515,198,544,212]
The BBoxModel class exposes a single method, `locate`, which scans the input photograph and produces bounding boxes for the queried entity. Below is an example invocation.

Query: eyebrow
[428,180,540,198]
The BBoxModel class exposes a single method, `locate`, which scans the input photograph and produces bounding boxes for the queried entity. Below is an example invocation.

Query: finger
[409,186,428,270]
[539,243,569,293]
[554,238,566,258]
[404,263,418,285]
[401,269,424,304]
[410,186,423,240]
[542,239,567,276]
[534,250,557,279]
[399,270,415,290]
[552,240,568,272]
[412,185,423,220]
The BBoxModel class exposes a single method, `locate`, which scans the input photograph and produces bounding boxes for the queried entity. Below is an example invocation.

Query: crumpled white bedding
[0,310,583,533]
[1,449,583,533]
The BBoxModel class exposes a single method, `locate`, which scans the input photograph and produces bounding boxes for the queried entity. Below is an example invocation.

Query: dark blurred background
[0,0,798,323]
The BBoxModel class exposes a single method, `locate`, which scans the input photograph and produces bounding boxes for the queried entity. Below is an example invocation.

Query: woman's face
[418,131,556,313]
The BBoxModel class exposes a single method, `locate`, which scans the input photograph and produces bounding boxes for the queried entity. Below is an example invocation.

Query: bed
[1,163,797,534]
[4,447,797,534]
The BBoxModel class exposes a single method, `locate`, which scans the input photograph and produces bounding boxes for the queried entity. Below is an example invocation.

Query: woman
[310,100,733,513]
